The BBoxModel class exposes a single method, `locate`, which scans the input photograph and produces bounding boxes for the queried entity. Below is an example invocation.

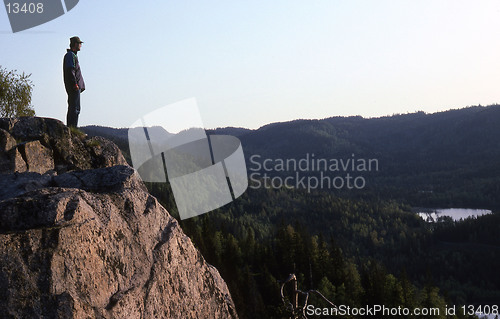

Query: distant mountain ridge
[83,104,500,208]
[85,104,500,155]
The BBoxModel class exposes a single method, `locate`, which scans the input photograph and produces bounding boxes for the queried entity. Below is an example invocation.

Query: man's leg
[66,90,81,127]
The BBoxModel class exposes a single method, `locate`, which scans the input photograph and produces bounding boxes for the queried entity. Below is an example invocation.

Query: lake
[416,208,493,222]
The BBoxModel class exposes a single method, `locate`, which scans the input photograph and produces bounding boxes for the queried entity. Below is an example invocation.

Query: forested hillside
[86,105,500,209]
[227,105,500,209]
[83,105,500,318]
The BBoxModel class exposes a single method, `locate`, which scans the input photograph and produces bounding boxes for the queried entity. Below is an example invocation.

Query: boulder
[0,128,16,152]
[0,148,27,174]
[0,117,128,174]
[85,136,128,168]
[0,128,26,174]
[0,117,238,318]
[18,140,55,174]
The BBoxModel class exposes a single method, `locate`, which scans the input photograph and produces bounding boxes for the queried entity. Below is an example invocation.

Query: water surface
[417,208,492,222]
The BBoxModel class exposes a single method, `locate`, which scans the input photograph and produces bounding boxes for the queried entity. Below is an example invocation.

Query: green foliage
[97,105,500,318]
[0,66,35,117]
[147,182,483,319]
[86,139,101,147]
[69,126,86,138]
[238,104,500,209]
[83,105,500,209]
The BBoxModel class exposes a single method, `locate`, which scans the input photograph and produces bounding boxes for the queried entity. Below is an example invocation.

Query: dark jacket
[63,49,85,93]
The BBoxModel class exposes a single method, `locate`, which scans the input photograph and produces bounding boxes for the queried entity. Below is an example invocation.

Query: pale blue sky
[1,0,500,129]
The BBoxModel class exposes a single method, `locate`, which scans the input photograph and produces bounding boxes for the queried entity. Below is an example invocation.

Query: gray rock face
[0,117,238,318]
[0,117,128,174]
[19,140,55,174]
[0,128,16,151]
[0,128,27,173]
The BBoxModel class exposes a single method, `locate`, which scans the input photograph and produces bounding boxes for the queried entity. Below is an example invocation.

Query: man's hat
[70,36,83,45]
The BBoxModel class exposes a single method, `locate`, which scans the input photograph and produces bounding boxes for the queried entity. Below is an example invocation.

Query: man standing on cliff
[63,36,85,128]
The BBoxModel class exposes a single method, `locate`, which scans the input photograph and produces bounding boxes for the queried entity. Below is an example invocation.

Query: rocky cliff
[0,117,238,318]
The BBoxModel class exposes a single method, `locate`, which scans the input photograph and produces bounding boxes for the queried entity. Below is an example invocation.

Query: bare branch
[280,273,336,319]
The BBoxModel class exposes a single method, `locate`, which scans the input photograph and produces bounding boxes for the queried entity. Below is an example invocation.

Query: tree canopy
[0,66,35,118]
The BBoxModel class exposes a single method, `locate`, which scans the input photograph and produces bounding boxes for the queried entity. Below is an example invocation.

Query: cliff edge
[0,117,238,318]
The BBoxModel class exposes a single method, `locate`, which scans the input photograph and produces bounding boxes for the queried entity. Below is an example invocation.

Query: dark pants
[66,89,80,127]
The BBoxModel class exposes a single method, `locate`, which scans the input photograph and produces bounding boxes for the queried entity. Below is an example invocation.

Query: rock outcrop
[0,117,238,318]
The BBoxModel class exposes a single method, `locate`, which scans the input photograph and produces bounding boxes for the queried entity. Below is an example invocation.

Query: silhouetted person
[63,36,85,128]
